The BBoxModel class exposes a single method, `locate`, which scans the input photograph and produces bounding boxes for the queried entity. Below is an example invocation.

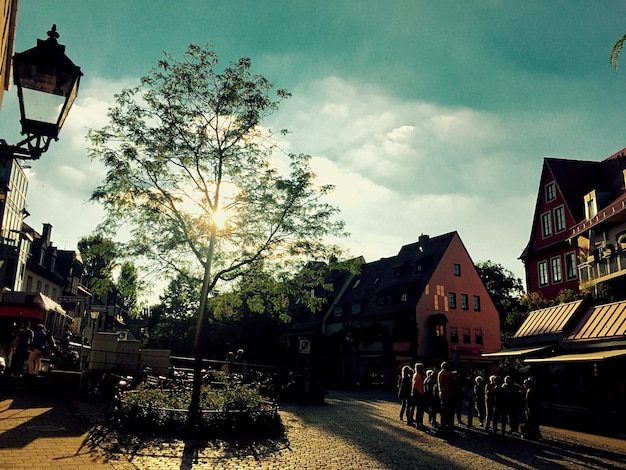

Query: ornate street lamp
[0,24,82,161]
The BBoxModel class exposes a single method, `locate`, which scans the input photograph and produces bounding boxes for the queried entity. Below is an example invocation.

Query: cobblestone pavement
[1,389,625,469]
[85,390,625,469]
[0,392,132,469]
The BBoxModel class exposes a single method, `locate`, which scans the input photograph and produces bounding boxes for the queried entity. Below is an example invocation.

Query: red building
[519,150,626,300]
[291,232,502,389]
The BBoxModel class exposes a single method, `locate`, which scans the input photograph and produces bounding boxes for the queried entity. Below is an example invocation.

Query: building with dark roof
[521,148,626,301]
[287,232,501,389]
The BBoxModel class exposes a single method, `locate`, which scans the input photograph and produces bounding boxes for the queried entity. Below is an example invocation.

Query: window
[26,276,33,291]
[461,294,469,310]
[450,327,459,343]
[541,212,552,238]
[565,251,577,280]
[351,303,361,314]
[435,324,445,337]
[448,292,457,309]
[475,328,483,345]
[334,305,343,316]
[554,206,566,233]
[545,182,556,202]
[453,263,461,276]
[538,261,548,287]
[400,293,408,302]
[584,191,597,219]
[376,296,384,306]
[551,256,562,283]
[473,295,481,311]
[36,280,42,292]
[462,328,471,344]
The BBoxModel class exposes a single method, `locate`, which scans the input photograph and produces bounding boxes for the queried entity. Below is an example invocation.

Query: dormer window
[584,190,597,219]
[39,249,45,266]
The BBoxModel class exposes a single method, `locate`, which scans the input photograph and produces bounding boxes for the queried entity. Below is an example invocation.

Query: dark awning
[481,345,552,358]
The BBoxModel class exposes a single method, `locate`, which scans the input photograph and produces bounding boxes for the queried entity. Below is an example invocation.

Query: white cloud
[16,73,531,301]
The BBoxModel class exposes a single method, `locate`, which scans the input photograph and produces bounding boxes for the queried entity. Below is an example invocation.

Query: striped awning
[524,348,626,363]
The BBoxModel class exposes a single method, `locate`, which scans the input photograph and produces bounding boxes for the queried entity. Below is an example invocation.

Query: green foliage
[114,380,282,437]
[610,34,626,70]
[145,273,200,354]
[475,260,524,324]
[78,234,119,296]
[87,43,347,294]
[117,262,140,317]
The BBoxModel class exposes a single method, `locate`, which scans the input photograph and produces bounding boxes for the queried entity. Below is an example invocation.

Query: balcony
[578,249,626,285]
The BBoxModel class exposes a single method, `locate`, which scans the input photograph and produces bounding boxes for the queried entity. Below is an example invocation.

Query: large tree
[475,260,524,325]
[77,234,119,297]
[86,44,346,422]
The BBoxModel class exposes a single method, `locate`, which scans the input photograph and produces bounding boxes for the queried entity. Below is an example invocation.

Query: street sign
[57,296,86,302]
[90,305,109,312]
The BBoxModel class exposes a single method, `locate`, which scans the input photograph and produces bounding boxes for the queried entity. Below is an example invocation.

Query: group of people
[3,320,57,377]
[398,361,541,439]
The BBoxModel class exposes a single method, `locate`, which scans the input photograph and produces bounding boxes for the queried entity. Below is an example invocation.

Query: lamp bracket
[0,134,54,164]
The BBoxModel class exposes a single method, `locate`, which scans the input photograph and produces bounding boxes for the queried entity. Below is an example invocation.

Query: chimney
[418,234,430,244]
[42,223,53,244]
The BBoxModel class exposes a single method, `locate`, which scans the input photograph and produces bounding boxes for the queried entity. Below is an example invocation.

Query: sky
[3,1,626,300]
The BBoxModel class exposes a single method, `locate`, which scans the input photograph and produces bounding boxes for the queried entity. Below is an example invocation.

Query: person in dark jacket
[523,377,542,439]
[397,365,413,421]
[474,376,486,427]
[423,369,439,427]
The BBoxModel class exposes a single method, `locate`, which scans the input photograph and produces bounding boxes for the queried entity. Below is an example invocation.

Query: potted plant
[602,241,616,257]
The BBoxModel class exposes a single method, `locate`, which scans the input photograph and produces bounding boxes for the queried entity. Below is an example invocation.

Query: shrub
[109,380,283,437]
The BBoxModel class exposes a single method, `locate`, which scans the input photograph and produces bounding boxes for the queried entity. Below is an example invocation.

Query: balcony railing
[578,249,626,285]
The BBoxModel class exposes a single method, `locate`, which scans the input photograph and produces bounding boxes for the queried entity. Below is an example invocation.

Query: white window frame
[565,251,578,280]
[554,205,566,233]
[541,212,552,238]
[538,260,549,287]
[551,256,562,283]
[545,182,556,203]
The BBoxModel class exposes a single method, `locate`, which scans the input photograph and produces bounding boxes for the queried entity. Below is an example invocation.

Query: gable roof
[564,300,626,345]
[334,232,456,317]
[511,299,584,345]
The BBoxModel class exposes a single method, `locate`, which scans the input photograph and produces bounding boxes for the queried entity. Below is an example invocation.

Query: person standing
[474,376,486,427]
[523,377,542,439]
[485,375,498,431]
[437,361,457,435]
[397,365,413,421]
[423,369,439,427]
[27,324,49,376]
[10,321,32,377]
[491,375,507,435]
[411,363,426,428]
[503,375,524,434]
[464,376,476,428]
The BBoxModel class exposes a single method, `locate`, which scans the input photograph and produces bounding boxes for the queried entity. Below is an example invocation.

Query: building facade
[0,0,18,107]
[521,149,626,301]
[286,232,502,390]
[0,159,29,293]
